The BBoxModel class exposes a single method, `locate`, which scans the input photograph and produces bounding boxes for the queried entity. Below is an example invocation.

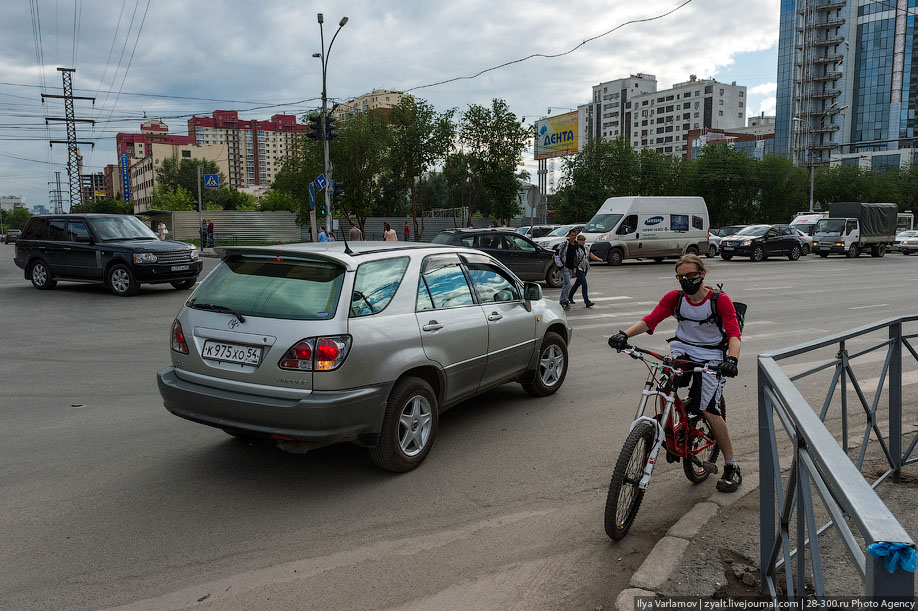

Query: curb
[615,469,760,610]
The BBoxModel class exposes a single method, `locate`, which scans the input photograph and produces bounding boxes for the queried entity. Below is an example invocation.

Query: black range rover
[14,214,202,296]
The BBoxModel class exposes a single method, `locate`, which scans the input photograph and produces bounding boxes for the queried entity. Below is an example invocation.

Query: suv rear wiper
[188,302,246,323]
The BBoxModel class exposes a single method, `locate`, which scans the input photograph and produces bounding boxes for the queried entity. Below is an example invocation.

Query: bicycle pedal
[701,461,719,474]
[665,452,680,464]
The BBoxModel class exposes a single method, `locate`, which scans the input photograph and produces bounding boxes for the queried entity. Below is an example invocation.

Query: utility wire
[405,0,694,92]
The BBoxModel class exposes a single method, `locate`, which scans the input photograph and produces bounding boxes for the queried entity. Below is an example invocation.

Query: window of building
[704,85,713,94]
[719,88,725,95]
[719,99,724,106]
[684,102,691,109]
[694,112,700,118]
[182,150,191,158]
[719,110,724,116]
[738,91,744,97]
[738,112,743,118]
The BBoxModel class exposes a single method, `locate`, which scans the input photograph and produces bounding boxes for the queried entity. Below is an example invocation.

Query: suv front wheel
[522,332,568,397]
[108,263,139,296]
[29,259,57,290]
[370,377,438,472]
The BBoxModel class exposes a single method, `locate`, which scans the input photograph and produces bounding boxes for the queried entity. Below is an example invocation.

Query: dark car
[719,224,802,262]
[432,229,562,287]
[2,229,21,244]
[14,214,202,296]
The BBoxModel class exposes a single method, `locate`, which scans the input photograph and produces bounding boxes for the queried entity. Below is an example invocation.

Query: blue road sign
[308,183,315,210]
[204,174,219,189]
[313,174,327,192]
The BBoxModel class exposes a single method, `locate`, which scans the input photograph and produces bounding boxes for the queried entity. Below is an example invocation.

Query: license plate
[171,264,190,271]
[722,246,734,251]
[201,341,262,365]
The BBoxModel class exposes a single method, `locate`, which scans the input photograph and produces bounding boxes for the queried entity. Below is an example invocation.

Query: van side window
[692,215,704,230]
[671,215,689,232]
[618,215,637,235]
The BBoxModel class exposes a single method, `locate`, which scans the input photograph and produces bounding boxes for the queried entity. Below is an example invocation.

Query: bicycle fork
[630,387,675,491]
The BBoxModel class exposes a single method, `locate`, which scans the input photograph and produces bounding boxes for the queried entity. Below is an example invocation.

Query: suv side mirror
[524,282,542,302]
[75,235,92,244]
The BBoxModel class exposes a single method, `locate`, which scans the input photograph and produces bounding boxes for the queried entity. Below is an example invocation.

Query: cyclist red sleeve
[716,293,742,339]
[642,290,680,334]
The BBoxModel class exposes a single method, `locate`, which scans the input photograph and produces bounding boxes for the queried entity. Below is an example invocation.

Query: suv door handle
[487,312,503,321]
[422,321,444,332]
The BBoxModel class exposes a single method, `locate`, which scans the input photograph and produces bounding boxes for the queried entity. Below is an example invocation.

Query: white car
[793,228,813,255]
[892,230,918,252]
[707,225,747,257]
[533,223,586,252]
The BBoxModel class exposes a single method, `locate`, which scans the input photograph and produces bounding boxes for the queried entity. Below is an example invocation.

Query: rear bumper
[157,366,391,443]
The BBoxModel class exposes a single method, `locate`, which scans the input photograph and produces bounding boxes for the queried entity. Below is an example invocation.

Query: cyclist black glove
[720,356,738,378]
[608,331,629,351]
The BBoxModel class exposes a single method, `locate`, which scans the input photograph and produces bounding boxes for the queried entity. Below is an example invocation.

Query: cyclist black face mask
[679,276,704,295]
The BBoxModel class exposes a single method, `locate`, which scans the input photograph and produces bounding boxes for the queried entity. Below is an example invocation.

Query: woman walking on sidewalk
[568,234,602,307]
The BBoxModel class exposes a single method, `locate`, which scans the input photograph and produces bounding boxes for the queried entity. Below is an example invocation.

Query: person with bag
[554,228,579,310]
[607,253,744,493]
[567,234,602,307]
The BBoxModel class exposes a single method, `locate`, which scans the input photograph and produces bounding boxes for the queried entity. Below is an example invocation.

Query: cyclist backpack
[671,284,746,351]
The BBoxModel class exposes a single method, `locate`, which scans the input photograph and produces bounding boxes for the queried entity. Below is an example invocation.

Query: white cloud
[0,0,782,208]
[757,96,777,117]
[749,82,778,96]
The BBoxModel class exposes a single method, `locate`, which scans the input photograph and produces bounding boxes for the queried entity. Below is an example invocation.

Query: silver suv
[157,242,571,472]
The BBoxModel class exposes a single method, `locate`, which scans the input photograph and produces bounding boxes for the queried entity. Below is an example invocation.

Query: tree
[443,151,486,226]
[690,143,758,226]
[156,157,228,207]
[3,207,32,229]
[79,199,133,214]
[459,99,531,224]
[151,185,195,211]
[258,189,299,211]
[756,155,808,223]
[554,137,636,223]
[390,97,457,238]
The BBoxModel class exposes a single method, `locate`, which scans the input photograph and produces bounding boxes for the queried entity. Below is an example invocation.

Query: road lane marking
[743,286,793,291]
[848,304,890,310]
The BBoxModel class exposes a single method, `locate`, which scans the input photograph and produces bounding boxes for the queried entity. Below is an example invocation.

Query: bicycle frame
[622,346,719,491]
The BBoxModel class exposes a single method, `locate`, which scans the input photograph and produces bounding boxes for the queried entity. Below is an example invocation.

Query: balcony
[812,18,846,29]
[797,0,846,14]
[812,89,842,99]
[811,123,841,133]
[812,71,843,82]
[808,53,844,64]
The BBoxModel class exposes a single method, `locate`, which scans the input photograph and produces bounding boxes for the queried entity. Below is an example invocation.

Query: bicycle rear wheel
[604,421,655,540]
[683,400,723,484]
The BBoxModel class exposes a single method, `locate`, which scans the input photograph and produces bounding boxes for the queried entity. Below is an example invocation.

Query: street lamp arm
[327,22,347,61]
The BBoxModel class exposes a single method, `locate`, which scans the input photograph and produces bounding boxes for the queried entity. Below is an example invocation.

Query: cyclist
[608,253,742,492]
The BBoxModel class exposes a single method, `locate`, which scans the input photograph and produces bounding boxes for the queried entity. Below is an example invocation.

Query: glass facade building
[775,0,918,171]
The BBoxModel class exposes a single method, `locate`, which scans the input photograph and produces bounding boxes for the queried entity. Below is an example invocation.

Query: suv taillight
[171,320,189,354]
[278,336,351,371]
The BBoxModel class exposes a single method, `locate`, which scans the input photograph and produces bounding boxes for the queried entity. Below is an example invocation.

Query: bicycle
[604,343,725,540]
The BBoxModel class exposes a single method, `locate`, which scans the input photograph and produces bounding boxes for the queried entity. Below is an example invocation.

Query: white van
[789,212,828,236]
[584,196,709,265]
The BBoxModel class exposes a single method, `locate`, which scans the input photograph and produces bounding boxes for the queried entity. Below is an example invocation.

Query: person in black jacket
[558,229,579,310]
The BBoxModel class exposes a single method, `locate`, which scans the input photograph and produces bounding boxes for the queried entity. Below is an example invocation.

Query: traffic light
[307,113,324,140]
[332,180,345,205]
[324,115,338,140]
[318,198,327,216]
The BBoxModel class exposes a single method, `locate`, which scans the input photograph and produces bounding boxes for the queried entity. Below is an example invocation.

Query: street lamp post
[794,102,848,213]
[314,13,348,237]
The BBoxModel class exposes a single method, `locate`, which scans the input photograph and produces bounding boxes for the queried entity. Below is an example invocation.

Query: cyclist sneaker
[716,464,742,493]
[665,451,680,464]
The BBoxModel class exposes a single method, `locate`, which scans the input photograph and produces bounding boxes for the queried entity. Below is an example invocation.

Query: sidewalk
[616,465,918,609]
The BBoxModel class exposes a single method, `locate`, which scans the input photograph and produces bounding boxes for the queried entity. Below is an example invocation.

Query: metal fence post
[865,552,915,598]
[758,358,775,597]
[888,321,903,482]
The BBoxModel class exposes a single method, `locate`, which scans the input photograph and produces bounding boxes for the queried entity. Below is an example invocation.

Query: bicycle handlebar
[619,343,722,375]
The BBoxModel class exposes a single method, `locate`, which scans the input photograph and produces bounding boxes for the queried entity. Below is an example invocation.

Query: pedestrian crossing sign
[204,174,219,189]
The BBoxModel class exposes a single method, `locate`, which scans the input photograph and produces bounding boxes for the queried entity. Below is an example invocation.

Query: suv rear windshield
[88,216,158,241]
[190,254,345,320]
[431,233,454,244]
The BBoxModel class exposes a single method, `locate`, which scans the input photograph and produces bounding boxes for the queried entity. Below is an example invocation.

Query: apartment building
[775,0,918,171]
[130,142,228,213]
[115,120,195,204]
[331,89,408,121]
[187,111,308,189]
[628,76,748,158]
[577,74,658,147]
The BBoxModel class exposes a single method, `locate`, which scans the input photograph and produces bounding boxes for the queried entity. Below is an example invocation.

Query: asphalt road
[2,244,917,611]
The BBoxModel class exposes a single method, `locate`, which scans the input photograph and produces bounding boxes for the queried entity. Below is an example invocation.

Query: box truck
[812,202,898,258]
[584,196,709,266]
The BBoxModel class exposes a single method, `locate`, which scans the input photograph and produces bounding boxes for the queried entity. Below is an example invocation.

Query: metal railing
[758,316,917,600]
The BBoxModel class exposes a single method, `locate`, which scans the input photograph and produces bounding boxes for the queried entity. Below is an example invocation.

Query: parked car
[900,234,918,255]
[432,228,562,287]
[157,242,571,472]
[532,223,587,252]
[2,229,21,244]
[14,214,202,296]
[892,230,918,252]
[516,224,560,239]
[719,224,803,262]
[793,228,813,255]
[707,225,747,257]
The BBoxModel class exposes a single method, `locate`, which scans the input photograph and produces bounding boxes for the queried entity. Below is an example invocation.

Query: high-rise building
[577,74,658,146]
[628,76,748,158]
[116,120,196,205]
[775,0,918,171]
[331,89,408,121]
[187,111,307,189]
[0,195,25,211]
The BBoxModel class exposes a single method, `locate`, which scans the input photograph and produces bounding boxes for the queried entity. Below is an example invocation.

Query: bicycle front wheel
[604,421,656,540]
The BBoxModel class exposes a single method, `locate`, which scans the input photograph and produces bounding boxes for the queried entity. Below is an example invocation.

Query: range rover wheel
[170,278,197,290]
[545,265,563,288]
[29,260,56,290]
[522,332,568,397]
[370,377,438,472]
[108,263,139,296]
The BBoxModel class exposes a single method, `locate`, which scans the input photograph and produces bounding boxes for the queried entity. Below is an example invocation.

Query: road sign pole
[197,165,203,248]
[309,183,318,242]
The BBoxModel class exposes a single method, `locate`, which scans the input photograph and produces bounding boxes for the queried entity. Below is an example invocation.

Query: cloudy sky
[1,0,779,210]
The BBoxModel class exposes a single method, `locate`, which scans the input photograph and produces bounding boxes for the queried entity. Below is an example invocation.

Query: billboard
[534,112,579,160]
